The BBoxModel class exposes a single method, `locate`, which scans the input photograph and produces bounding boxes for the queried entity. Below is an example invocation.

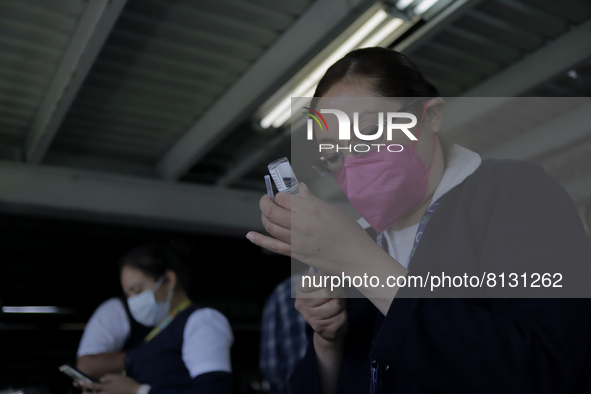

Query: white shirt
[358,144,482,267]
[77,298,234,378]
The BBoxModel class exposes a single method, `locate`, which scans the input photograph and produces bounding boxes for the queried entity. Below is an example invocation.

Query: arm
[77,352,126,379]
[294,269,349,394]
[313,333,345,394]
[290,298,380,394]
[76,298,130,379]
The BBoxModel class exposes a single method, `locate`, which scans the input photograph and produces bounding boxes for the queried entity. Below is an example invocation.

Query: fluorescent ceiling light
[567,70,578,79]
[2,306,63,314]
[270,88,316,131]
[260,6,405,129]
[360,18,405,48]
[414,0,439,14]
[396,0,415,9]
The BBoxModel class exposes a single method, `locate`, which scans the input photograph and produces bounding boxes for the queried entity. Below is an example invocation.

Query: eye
[128,285,143,296]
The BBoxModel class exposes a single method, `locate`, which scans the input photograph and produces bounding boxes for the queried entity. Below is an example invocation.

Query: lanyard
[409,200,440,262]
[144,298,192,342]
[375,200,440,262]
[370,200,440,394]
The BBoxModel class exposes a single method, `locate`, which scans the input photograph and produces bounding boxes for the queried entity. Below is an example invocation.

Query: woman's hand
[248,182,408,315]
[76,374,141,394]
[295,267,348,341]
[247,182,381,276]
[295,267,347,394]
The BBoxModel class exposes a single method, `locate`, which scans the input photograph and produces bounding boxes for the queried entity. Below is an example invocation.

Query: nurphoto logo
[303,107,418,153]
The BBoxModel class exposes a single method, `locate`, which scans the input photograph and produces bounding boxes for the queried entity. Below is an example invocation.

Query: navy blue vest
[124,305,201,391]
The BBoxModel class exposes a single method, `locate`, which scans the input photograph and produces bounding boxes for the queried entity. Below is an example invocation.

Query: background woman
[76,244,234,394]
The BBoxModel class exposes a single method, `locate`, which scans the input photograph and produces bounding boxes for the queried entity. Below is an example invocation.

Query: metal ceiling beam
[480,101,591,161]
[216,129,291,187]
[442,18,591,133]
[537,138,591,177]
[24,0,128,164]
[0,162,265,236]
[462,19,591,97]
[154,0,374,180]
[564,175,591,206]
[0,161,357,234]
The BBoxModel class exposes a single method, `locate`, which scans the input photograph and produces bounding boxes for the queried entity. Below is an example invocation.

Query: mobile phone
[267,158,318,273]
[59,364,95,383]
[268,157,300,195]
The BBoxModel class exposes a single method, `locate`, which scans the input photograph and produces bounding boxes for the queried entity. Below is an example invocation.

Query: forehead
[314,90,403,121]
[315,82,402,109]
[121,265,154,287]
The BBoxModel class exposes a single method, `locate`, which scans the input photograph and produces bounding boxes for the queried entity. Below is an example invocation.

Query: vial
[268,157,299,195]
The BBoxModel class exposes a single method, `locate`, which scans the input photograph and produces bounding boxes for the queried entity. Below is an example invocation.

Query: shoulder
[77,297,130,356]
[184,308,233,342]
[89,297,128,323]
[181,308,233,377]
[96,297,126,313]
[469,159,554,188]
[85,297,130,333]
[433,158,580,246]
[457,158,568,205]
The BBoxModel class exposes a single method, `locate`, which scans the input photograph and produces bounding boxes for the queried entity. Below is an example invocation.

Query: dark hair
[119,243,193,294]
[313,47,440,99]
[311,47,450,162]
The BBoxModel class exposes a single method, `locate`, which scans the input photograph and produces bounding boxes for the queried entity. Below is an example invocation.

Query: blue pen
[264,175,275,202]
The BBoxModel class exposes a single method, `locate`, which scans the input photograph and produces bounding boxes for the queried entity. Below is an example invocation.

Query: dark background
[0,212,291,394]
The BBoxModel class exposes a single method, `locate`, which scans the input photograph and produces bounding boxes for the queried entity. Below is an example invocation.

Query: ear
[425,97,445,134]
[164,269,178,291]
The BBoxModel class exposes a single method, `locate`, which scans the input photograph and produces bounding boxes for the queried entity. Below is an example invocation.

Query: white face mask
[127,276,173,327]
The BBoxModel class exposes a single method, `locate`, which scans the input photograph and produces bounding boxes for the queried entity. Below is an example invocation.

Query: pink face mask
[333,103,437,232]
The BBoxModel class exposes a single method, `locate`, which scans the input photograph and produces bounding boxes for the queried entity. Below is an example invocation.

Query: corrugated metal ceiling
[0,0,86,149]
[406,0,590,96]
[0,0,590,210]
[41,0,313,174]
[188,0,591,192]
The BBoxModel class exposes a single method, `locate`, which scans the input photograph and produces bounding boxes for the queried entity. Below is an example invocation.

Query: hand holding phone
[59,364,96,384]
[265,159,319,273]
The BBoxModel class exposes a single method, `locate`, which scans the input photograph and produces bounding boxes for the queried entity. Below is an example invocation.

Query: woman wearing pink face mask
[246,47,591,394]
